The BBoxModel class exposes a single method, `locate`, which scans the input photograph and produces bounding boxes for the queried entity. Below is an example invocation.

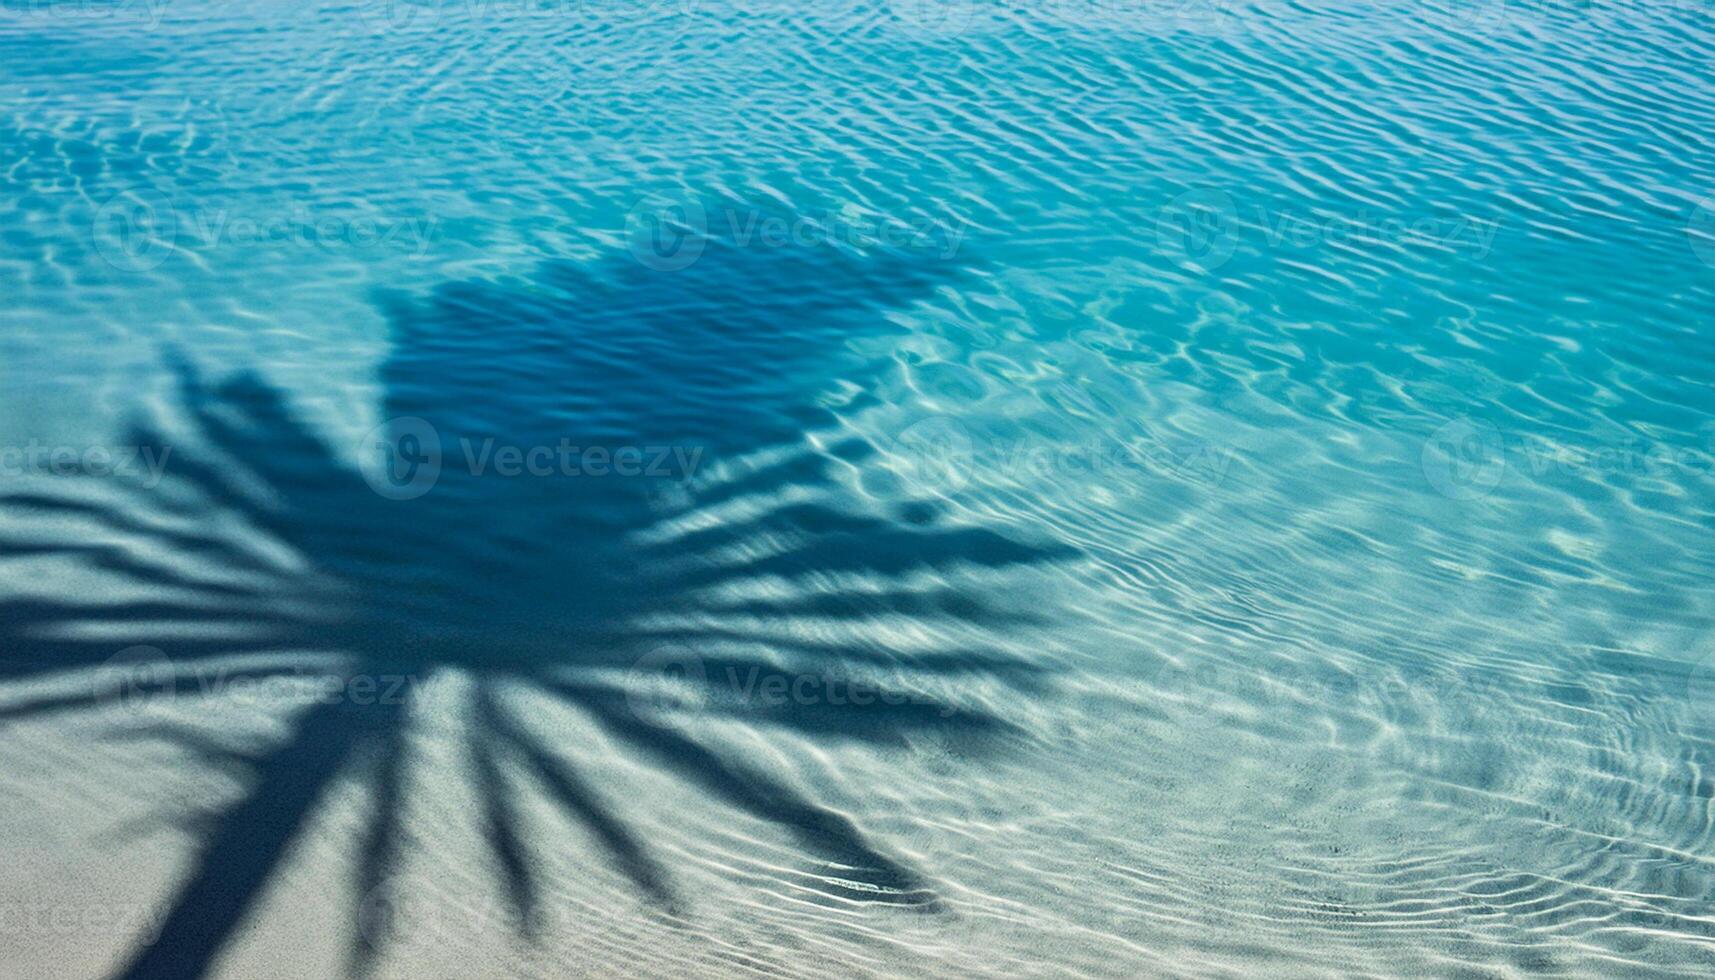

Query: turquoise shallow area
[2,2,1714,977]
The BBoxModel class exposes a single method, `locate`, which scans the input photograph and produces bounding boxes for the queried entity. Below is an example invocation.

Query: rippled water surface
[3,1,1715,977]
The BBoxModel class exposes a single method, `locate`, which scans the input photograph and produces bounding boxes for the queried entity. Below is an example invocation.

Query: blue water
[2,1,1714,977]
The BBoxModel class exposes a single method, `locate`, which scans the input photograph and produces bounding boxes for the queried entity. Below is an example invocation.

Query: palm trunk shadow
[116,697,406,980]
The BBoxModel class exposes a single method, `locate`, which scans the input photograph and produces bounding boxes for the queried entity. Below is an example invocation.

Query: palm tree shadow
[0,233,1074,979]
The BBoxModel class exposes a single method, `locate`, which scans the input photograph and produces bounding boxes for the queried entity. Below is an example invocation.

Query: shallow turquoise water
[2,1,1714,977]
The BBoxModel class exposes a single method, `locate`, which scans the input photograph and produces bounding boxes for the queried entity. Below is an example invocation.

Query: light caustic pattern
[2,1,1715,978]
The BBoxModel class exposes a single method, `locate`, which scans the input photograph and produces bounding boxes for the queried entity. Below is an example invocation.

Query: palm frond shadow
[0,236,1074,980]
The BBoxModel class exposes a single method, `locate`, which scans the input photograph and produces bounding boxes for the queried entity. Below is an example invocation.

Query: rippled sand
[3,1,1714,977]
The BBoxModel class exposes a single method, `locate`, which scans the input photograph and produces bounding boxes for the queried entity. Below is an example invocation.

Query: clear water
[2,1,1714,977]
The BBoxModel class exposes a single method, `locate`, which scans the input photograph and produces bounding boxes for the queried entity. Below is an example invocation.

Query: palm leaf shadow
[0,233,1074,979]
